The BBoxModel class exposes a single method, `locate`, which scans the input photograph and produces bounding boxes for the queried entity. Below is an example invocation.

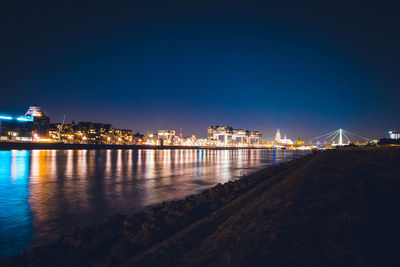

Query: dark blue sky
[1,0,399,140]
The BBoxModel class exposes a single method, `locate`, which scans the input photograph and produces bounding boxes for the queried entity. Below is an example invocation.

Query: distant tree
[379,138,400,145]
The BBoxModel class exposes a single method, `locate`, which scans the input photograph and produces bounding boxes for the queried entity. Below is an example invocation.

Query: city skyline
[1,105,388,144]
[1,1,399,139]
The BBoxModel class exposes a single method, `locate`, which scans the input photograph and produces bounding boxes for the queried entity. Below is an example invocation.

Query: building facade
[0,105,50,141]
[208,126,233,143]
[388,130,400,140]
[0,115,34,141]
[248,131,262,143]
[49,121,133,144]
[207,125,262,144]
[158,130,176,145]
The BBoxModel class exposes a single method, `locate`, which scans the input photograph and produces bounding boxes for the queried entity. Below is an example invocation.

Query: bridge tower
[339,128,343,146]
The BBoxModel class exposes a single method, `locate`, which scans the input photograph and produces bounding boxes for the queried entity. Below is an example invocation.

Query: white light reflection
[49,150,57,178]
[76,150,88,179]
[30,150,40,180]
[115,150,123,193]
[105,149,112,179]
[127,149,133,178]
[88,150,96,177]
[144,150,155,179]
[65,150,74,178]
[11,150,29,181]
[221,150,230,183]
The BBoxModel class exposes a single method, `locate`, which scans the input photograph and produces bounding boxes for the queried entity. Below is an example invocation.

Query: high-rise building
[25,106,45,117]
[208,126,233,144]
[388,130,400,140]
[232,129,248,143]
[25,105,50,137]
[248,131,262,143]
[208,126,262,144]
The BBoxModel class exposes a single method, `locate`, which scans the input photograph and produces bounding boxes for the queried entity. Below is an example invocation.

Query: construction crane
[58,115,66,142]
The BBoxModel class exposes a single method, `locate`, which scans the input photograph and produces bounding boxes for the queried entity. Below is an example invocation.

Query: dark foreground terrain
[3,147,400,266]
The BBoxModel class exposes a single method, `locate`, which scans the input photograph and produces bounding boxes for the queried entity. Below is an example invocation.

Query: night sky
[1,0,399,140]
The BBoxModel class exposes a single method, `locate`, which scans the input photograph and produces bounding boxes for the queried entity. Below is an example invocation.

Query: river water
[0,148,308,258]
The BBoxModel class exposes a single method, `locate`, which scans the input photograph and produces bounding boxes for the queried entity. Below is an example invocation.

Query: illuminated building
[1,105,167,146]
[388,130,400,140]
[297,139,303,145]
[158,130,176,144]
[232,129,248,143]
[49,122,76,143]
[208,126,262,145]
[25,106,45,117]
[0,115,34,141]
[114,129,133,144]
[0,105,49,141]
[25,105,50,137]
[275,129,293,145]
[208,126,233,144]
[248,131,262,143]
[145,132,157,145]
[48,124,59,140]
[133,132,145,144]
[48,120,134,145]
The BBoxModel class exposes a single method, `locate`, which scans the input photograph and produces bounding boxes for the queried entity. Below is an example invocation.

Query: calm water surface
[0,149,308,258]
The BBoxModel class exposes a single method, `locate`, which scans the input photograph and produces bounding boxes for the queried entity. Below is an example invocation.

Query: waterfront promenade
[3,147,400,266]
[0,142,271,150]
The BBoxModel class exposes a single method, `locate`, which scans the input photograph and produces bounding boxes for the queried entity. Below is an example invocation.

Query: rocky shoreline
[3,147,400,266]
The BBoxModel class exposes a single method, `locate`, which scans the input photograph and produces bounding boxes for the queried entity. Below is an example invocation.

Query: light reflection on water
[0,148,308,258]
[0,151,32,259]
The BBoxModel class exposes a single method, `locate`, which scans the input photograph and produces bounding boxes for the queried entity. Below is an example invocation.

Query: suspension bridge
[307,128,371,146]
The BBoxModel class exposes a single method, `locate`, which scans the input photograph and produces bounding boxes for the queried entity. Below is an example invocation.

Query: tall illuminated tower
[275,129,281,143]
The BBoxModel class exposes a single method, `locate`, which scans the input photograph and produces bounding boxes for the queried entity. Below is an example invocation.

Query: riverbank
[3,147,400,266]
[0,142,272,150]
